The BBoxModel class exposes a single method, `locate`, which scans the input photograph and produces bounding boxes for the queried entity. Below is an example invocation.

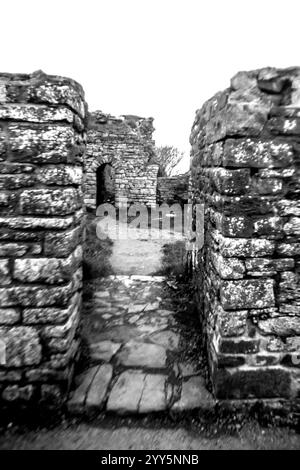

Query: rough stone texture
[107,371,145,414]
[67,271,215,416]
[0,71,86,408]
[139,374,167,413]
[157,173,189,205]
[172,376,214,411]
[116,340,167,368]
[84,111,159,209]
[190,67,300,401]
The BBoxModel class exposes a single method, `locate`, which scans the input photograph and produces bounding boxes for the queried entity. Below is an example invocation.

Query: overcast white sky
[1,0,300,172]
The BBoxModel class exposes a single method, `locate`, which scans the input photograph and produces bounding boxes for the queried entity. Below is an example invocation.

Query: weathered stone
[258,317,300,337]
[67,366,99,413]
[219,236,275,258]
[0,243,38,257]
[2,384,34,402]
[220,279,275,309]
[219,214,254,238]
[0,326,41,367]
[19,188,81,215]
[26,367,70,382]
[0,308,20,325]
[144,301,160,312]
[0,72,85,407]
[106,371,145,414]
[277,200,300,217]
[139,374,167,413]
[283,217,300,236]
[212,168,250,195]
[268,117,300,135]
[0,370,22,382]
[36,165,82,186]
[178,362,200,377]
[8,124,77,164]
[149,330,179,351]
[0,174,35,189]
[278,272,300,304]
[85,364,113,410]
[0,283,73,307]
[42,304,79,339]
[0,162,35,174]
[173,376,214,411]
[40,384,63,405]
[127,304,146,314]
[214,367,291,399]
[219,338,260,354]
[23,301,76,325]
[245,258,294,272]
[116,340,166,368]
[216,305,248,336]
[223,139,294,168]
[0,213,80,230]
[89,340,121,362]
[13,246,82,284]
[211,253,245,279]
[0,259,11,285]
[217,355,246,368]
[44,226,82,257]
[267,336,300,353]
[0,104,74,123]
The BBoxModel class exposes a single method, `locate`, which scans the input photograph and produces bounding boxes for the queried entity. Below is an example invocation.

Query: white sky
[1,0,300,172]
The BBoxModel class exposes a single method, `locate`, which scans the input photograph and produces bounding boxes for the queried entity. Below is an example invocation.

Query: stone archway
[96,163,115,207]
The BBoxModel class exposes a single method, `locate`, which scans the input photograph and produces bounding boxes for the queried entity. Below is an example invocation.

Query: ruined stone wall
[190,68,300,401]
[157,173,189,205]
[84,112,159,209]
[0,71,86,407]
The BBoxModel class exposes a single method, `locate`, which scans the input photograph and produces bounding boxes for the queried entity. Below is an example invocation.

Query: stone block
[0,308,20,325]
[220,279,275,310]
[36,165,82,186]
[220,236,275,258]
[214,367,291,399]
[212,168,250,195]
[218,338,260,354]
[245,258,294,272]
[0,283,73,307]
[223,139,294,168]
[8,124,77,164]
[211,253,245,279]
[258,317,300,337]
[13,246,82,284]
[0,259,11,285]
[106,371,145,414]
[215,305,248,336]
[2,384,34,402]
[19,188,81,215]
[0,104,74,123]
[0,326,41,367]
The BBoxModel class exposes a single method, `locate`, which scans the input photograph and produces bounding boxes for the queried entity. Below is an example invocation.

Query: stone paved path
[68,223,214,415]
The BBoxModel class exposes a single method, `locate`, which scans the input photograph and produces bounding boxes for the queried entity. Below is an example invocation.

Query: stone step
[67,367,215,416]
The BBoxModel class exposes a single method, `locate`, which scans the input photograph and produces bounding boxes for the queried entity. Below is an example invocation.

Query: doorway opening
[96,163,115,206]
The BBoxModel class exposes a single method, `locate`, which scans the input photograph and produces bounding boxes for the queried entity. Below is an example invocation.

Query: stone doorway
[96,163,115,206]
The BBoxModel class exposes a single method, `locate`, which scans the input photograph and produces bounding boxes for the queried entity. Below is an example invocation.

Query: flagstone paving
[68,223,214,415]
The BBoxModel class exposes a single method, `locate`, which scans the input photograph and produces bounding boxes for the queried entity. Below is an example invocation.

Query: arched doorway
[96,163,115,206]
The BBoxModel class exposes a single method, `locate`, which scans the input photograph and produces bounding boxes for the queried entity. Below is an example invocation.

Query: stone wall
[190,67,300,401]
[157,173,189,205]
[84,111,159,209]
[0,71,86,407]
